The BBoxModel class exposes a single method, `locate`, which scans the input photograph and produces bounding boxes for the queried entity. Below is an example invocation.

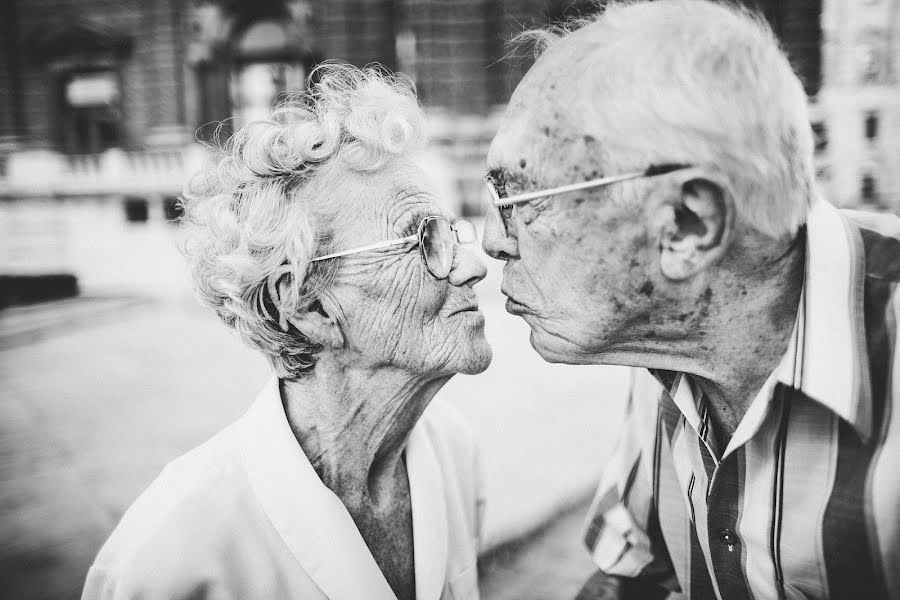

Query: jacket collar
[234,377,449,600]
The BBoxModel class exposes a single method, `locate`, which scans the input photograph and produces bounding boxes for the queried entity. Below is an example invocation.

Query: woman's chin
[454,339,493,375]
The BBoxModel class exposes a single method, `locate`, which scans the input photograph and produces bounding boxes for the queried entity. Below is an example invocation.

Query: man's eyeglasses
[311,216,476,280]
[484,163,694,234]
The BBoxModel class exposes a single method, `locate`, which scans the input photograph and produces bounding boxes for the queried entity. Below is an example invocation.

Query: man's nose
[481,209,517,260]
[448,244,487,287]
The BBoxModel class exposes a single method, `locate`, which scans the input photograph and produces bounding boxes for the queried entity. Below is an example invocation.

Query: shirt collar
[233,378,454,600]
[782,197,873,440]
[234,377,397,600]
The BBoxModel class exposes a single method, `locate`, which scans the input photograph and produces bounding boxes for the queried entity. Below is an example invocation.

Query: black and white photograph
[1,0,898,599]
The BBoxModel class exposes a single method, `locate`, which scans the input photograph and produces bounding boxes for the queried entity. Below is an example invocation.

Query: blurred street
[0,254,628,599]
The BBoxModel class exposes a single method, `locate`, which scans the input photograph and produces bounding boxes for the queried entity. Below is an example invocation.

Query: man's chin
[528,327,602,366]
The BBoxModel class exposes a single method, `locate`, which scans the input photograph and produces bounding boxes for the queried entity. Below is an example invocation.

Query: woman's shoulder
[86,425,258,585]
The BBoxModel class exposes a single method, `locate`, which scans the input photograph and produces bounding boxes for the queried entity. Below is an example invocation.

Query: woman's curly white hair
[181,63,424,378]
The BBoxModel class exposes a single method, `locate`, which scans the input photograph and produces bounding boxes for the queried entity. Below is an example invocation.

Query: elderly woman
[82,65,491,600]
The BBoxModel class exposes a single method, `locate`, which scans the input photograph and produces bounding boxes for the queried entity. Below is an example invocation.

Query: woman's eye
[499,204,514,220]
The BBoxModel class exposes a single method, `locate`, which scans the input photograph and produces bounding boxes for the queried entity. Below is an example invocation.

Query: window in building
[59,69,122,154]
[861,174,878,203]
[865,112,879,140]
[857,40,883,84]
[811,121,828,153]
[124,197,149,223]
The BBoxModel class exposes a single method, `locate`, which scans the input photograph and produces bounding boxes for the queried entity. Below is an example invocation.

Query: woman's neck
[280,360,450,507]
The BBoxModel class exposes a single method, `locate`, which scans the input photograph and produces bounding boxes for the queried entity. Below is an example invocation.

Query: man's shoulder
[841,207,900,239]
[616,368,670,434]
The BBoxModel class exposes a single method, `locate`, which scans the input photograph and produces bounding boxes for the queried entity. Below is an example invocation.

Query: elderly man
[482,1,899,599]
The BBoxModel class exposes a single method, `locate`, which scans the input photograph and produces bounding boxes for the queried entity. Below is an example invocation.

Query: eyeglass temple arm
[311,234,418,262]
[491,163,694,207]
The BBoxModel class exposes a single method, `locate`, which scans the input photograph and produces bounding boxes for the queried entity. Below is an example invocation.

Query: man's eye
[499,204,514,220]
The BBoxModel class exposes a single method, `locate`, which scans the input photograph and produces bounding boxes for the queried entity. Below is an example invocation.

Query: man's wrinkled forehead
[488,73,606,186]
[488,25,632,185]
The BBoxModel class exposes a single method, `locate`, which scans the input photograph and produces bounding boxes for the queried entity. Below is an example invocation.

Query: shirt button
[720,528,738,550]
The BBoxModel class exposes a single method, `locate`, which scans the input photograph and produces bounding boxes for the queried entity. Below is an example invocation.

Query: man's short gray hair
[181,63,424,378]
[518,0,815,238]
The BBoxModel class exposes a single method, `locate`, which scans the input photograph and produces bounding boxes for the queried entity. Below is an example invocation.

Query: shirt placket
[704,450,752,600]
[685,392,754,600]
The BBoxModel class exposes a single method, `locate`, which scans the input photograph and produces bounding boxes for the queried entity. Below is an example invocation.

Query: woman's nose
[448,244,487,287]
[481,209,518,261]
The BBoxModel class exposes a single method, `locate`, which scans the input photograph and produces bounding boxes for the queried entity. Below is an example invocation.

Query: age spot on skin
[583,134,597,144]
[639,281,655,297]
[519,158,527,169]
[694,286,714,321]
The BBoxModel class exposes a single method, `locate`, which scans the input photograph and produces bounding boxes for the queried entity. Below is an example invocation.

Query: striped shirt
[584,198,900,599]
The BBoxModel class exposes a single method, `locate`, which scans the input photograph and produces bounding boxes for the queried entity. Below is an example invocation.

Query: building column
[144,0,192,148]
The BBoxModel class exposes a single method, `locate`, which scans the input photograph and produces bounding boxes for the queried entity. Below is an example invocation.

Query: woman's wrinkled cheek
[378,267,449,368]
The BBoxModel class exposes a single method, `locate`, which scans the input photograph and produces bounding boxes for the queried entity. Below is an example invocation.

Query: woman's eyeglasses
[484,163,694,234]
[311,216,476,280]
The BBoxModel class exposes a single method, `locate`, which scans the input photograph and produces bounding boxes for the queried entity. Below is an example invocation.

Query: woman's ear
[655,176,734,281]
[268,271,345,349]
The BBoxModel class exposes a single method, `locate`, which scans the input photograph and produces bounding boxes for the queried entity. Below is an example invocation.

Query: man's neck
[689,232,806,447]
[280,360,450,508]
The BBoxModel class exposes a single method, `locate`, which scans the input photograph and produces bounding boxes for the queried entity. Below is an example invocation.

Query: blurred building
[813,0,900,210]
[0,0,527,156]
[0,0,896,211]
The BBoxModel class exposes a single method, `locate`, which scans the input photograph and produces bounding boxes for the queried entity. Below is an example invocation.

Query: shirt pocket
[444,562,479,600]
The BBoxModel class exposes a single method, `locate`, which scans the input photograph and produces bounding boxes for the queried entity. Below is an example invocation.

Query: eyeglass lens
[453,220,477,245]
[421,217,455,278]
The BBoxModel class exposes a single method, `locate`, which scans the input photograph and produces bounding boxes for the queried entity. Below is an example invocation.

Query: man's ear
[656,177,733,281]
[269,273,344,349]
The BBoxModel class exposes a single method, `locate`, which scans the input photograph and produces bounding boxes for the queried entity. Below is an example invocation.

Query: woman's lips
[449,304,480,316]
[451,305,485,327]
